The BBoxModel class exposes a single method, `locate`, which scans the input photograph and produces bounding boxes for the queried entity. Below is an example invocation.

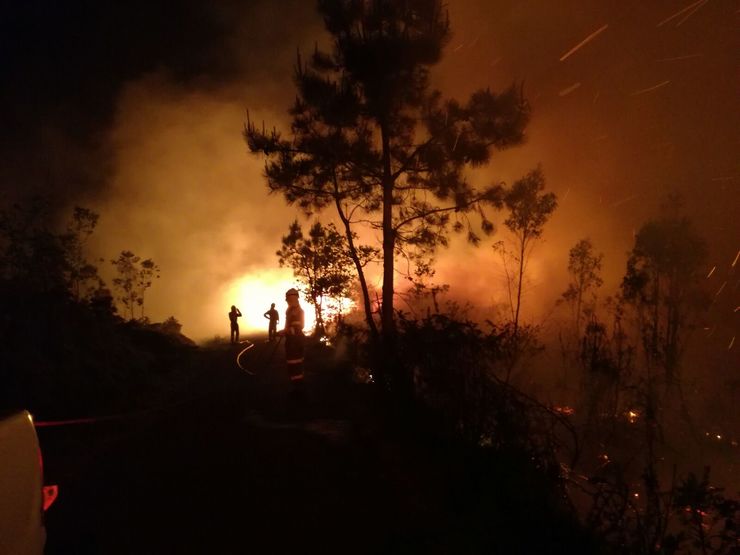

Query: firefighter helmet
[285,288,299,298]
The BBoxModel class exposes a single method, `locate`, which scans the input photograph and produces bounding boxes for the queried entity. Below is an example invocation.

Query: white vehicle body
[0,410,52,555]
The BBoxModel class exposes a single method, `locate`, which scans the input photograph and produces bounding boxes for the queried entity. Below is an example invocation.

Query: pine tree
[246,0,531,389]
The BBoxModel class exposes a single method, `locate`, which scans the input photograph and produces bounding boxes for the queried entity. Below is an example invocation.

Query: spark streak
[559,24,609,62]
[452,130,461,151]
[675,0,709,26]
[631,80,670,96]
[732,250,739,267]
[612,194,639,207]
[656,53,702,62]
[729,336,736,350]
[657,0,707,27]
[558,82,582,97]
[706,266,716,278]
[714,281,727,297]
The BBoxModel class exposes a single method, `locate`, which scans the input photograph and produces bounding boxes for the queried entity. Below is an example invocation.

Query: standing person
[263,303,279,342]
[278,288,305,383]
[229,305,242,344]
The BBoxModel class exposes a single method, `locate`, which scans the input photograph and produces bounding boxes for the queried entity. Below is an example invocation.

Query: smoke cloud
[71,1,737,341]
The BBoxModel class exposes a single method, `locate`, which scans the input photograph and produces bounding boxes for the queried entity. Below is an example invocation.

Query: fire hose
[236,335,283,375]
[33,341,276,429]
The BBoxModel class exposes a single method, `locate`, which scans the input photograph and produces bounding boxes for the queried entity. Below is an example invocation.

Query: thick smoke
[77,1,737,341]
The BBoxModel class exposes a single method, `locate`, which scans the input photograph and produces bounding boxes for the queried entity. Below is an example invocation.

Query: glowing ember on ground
[554,406,575,415]
[627,410,640,424]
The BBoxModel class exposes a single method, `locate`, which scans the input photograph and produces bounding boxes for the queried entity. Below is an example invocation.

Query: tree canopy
[500,168,557,335]
[246,0,531,360]
[621,213,707,384]
[277,220,358,335]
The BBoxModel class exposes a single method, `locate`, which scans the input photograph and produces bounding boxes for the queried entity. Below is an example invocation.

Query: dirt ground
[39,335,592,554]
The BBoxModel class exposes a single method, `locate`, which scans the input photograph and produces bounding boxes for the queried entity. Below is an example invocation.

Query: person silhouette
[229,305,242,344]
[277,288,305,383]
[263,303,279,342]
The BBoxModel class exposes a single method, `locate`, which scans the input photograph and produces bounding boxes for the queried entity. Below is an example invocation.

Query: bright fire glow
[222,269,314,332]
[221,269,355,334]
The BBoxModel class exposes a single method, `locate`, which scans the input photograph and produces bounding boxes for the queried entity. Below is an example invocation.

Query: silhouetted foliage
[277,220,367,335]
[246,0,531,373]
[495,167,558,337]
[159,316,183,335]
[562,238,604,337]
[111,250,161,321]
[621,204,707,388]
[576,305,636,442]
[579,464,739,555]
[670,468,740,554]
[0,199,104,297]
[397,254,450,317]
[62,206,104,300]
[395,313,578,473]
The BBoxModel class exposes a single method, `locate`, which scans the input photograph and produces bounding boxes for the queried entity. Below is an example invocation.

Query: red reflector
[42,485,58,511]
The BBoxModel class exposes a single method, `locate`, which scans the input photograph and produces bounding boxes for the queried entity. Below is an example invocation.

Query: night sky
[1,0,738,339]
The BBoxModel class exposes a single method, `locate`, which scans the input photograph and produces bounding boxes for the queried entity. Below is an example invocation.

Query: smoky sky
[0,0,318,197]
[1,1,738,339]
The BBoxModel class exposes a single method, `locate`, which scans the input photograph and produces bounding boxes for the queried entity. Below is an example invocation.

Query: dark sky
[0,0,318,197]
[1,1,737,338]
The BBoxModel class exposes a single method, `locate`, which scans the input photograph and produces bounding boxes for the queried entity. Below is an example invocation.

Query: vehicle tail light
[37,443,59,511]
[42,485,58,511]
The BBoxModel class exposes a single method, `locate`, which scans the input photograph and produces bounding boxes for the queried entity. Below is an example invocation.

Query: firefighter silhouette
[278,289,305,383]
[263,303,279,342]
[229,305,242,344]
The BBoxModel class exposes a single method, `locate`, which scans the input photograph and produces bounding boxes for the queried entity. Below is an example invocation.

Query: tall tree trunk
[575,278,583,338]
[380,120,407,395]
[333,196,379,341]
[652,271,661,363]
[513,234,526,337]
[381,121,396,339]
[313,294,324,336]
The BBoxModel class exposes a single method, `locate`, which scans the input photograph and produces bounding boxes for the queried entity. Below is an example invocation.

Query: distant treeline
[0,198,193,419]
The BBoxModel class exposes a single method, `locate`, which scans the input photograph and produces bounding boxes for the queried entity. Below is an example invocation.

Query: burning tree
[246,0,531,389]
